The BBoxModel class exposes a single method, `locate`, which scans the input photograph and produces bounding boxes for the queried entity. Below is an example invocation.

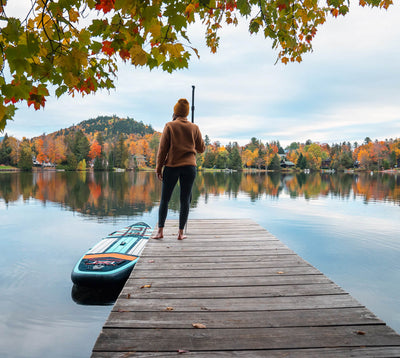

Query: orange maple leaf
[102,41,115,56]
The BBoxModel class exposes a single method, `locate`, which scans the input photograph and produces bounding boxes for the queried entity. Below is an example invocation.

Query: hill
[52,116,155,141]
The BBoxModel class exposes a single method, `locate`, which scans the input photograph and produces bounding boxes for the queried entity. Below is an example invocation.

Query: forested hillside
[52,116,154,142]
[1,115,161,171]
[1,116,400,173]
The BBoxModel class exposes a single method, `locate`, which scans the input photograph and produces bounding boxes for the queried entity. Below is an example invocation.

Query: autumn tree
[268,153,281,171]
[203,151,216,168]
[6,135,19,165]
[228,144,242,170]
[114,134,129,168]
[215,147,229,169]
[0,133,12,165]
[34,137,47,163]
[297,153,307,169]
[18,138,33,171]
[89,140,102,160]
[54,136,67,164]
[1,0,392,130]
[72,130,90,162]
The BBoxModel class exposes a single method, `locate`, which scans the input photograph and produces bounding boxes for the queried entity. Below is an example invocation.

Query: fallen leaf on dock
[148,260,155,263]
[165,307,174,311]
[140,284,152,289]
[178,349,190,354]
[277,271,285,274]
[356,330,366,335]
[127,293,131,299]
[192,323,206,329]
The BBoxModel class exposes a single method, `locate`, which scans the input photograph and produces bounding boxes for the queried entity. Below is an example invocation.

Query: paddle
[185,85,195,234]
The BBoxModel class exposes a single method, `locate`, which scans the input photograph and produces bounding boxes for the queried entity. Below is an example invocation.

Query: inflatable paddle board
[71,222,151,286]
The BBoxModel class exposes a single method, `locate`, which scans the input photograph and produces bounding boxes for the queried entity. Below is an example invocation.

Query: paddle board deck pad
[71,222,151,286]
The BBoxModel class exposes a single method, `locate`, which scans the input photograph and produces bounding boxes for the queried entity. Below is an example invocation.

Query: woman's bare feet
[151,228,164,239]
[177,229,187,240]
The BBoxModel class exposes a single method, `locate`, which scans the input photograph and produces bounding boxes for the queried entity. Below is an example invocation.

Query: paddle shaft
[186,86,195,234]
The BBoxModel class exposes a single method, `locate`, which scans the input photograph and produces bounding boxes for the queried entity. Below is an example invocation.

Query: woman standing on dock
[152,98,205,240]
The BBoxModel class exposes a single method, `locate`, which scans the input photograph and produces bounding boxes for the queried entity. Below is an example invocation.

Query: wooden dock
[92,219,400,357]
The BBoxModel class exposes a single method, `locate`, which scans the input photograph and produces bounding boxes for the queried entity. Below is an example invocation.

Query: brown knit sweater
[156,117,205,174]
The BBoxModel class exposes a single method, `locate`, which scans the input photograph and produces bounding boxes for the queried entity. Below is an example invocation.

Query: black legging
[158,165,196,230]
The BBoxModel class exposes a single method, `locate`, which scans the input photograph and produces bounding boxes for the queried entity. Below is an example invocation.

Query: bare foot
[177,230,187,240]
[151,229,164,239]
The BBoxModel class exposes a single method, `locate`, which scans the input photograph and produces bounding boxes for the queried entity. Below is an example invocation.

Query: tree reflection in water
[0,171,399,216]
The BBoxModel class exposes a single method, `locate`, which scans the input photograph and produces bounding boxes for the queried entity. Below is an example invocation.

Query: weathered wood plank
[134,257,311,270]
[125,274,332,288]
[113,294,362,312]
[145,239,284,246]
[91,346,400,358]
[137,253,298,263]
[104,307,383,328]
[131,266,321,278]
[92,325,400,352]
[140,249,295,256]
[119,283,346,299]
[151,233,280,244]
[161,231,279,242]
[143,243,289,252]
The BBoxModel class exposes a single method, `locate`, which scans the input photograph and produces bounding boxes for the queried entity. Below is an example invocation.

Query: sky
[3,2,400,147]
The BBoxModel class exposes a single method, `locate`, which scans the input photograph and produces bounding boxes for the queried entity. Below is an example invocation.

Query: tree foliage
[0,0,394,130]
[18,138,33,170]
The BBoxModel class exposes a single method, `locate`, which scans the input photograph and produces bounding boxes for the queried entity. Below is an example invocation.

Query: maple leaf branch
[40,0,56,61]
[39,0,75,62]
[23,0,37,25]
[161,24,171,45]
[0,0,7,18]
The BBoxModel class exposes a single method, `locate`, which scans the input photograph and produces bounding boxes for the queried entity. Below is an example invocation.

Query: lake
[1,170,399,357]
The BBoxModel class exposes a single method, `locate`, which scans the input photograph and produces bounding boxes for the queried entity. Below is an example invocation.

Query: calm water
[1,170,399,357]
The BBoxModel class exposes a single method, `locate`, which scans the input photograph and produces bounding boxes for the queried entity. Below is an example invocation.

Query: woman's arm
[156,124,171,175]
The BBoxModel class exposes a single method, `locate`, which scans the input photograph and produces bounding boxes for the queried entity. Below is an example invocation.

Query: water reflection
[71,284,124,306]
[0,171,399,215]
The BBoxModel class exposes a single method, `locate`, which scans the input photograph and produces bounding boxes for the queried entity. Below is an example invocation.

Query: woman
[152,98,205,240]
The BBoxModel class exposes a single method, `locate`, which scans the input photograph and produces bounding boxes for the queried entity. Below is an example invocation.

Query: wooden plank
[137,253,298,264]
[145,240,285,247]
[131,266,321,278]
[143,243,289,251]
[119,283,346,299]
[113,294,363,312]
[140,249,295,256]
[92,325,400,352]
[165,233,279,238]
[153,237,281,243]
[104,307,383,328]
[153,228,276,236]
[134,257,311,270]
[92,346,400,358]
[125,274,332,288]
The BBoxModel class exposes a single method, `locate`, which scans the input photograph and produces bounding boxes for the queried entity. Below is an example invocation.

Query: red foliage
[95,0,115,13]
[102,41,115,56]
[119,49,131,61]
[89,141,102,159]
[27,87,46,110]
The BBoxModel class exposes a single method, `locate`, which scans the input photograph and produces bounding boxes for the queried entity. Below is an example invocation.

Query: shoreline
[1,166,399,174]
